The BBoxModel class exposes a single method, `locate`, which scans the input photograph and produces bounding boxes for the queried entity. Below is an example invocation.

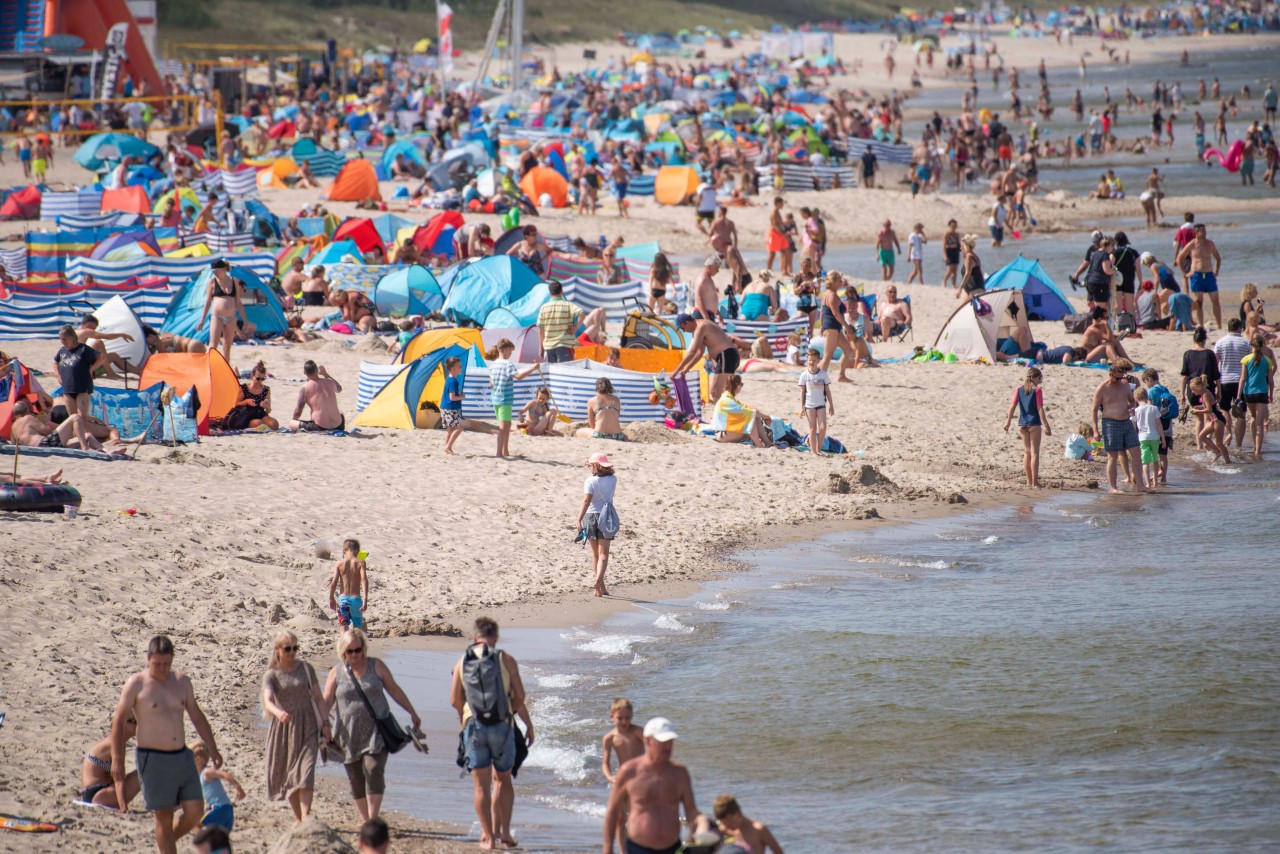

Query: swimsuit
[137,746,202,811]
[625,841,681,854]
[40,433,62,448]
[820,303,843,332]
[592,431,626,440]
[712,347,741,374]
[298,415,345,432]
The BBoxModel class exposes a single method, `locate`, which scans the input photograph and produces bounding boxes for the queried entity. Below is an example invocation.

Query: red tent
[268,120,296,139]
[0,185,41,220]
[332,217,383,255]
[0,359,46,439]
[101,185,152,215]
[412,210,465,253]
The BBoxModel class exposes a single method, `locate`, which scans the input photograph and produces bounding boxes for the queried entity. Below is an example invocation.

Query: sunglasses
[279,645,298,653]
[345,646,364,655]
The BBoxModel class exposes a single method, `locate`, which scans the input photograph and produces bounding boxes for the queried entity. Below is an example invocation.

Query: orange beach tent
[326,159,381,202]
[101,185,152,215]
[519,166,568,208]
[137,350,239,435]
[654,166,699,206]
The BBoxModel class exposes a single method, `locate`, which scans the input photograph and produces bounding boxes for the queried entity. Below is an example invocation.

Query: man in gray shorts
[112,635,223,854]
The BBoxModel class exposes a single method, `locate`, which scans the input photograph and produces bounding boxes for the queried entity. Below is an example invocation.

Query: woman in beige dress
[261,630,330,823]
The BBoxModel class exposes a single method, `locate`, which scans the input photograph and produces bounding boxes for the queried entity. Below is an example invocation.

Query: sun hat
[584,452,613,467]
[642,717,678,742]
[1139,251,1154,264]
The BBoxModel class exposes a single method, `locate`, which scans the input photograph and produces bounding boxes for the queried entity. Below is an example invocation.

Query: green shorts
[1140,439,1160,464]
[494,404,512,422]
[877,248,895,267]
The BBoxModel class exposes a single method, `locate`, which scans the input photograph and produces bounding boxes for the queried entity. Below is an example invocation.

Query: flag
[438,1,454,75]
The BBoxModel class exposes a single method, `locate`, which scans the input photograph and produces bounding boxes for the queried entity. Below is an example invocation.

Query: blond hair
[1023,367,1042,393]
[750,337,773,359]
[336,627,368,659]
[483,338,515,361]
[1241,282,1258,303]
[188,740,209,761]
[268,629,299,670]
[610,698,633,716]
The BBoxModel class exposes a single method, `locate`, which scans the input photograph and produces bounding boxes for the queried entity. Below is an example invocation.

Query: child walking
[577,452,618,597]
[906,223,927,284]
[1132,387,1163,488]
[1003,367,1051,486]
[190,740,245,833]
[1141,368,1177,484]
[600,698,644,785]
[485,338,540,458]
[328,539,369,629]
[1189,375,1231,464]
[798,348,834,455]
[440,356,466,455]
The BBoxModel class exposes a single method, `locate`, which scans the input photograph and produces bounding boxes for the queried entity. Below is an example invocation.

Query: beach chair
[865,294,913,342]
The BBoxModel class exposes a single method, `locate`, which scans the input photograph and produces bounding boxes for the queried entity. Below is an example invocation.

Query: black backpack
[461,644,509,726]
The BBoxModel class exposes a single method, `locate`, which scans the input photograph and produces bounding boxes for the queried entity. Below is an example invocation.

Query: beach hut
[326,159,381,202]
[354,344,472,430]
[372,265,446,317]
[654,166,699,205]
[519,166,569,208]
[932,289,1033,363]
[982,256,1075,320]
[137,350,240,434]
[161,265,289,344]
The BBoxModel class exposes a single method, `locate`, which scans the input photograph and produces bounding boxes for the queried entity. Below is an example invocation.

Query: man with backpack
[449,617,534,851]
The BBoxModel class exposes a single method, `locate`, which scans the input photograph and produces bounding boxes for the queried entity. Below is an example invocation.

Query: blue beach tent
[439,255,547,327]
[982,255,1075,321]
[161,265,289,343]
[373,265,446,317]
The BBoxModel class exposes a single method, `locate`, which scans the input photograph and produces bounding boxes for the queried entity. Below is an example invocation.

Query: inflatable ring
[0,483,82,513]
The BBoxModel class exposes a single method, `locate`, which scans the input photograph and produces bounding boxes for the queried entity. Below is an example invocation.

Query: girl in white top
[906,223,927,284]
[577,453,618,597]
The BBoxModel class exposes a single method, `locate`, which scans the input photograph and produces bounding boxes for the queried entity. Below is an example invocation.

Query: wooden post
[214,89,226,169]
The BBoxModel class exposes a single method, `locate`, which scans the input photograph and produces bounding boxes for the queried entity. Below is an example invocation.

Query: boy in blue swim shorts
[328,538,368,628]
[1174,222,1223,329]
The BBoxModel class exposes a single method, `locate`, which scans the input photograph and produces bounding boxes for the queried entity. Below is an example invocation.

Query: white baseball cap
[642,717,679,742]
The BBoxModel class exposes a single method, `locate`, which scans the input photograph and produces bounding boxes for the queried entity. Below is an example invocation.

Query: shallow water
[376,430,1280,851]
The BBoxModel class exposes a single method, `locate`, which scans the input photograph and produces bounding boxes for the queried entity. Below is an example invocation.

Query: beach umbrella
[73,133,160,172]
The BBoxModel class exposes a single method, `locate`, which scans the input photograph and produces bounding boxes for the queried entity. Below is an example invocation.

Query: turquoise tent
[381,140,426,176]
[439,256,547,327]
[982,255,1075,321]
[310,239,362,266]
[373,265,446,317]
[161,265,289,343]
[370,213,417,244]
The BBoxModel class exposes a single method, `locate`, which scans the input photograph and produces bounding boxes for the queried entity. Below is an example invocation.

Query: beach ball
[501,211,514,230]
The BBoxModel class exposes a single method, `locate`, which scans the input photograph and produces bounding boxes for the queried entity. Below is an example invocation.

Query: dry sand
[1,28,1279,854]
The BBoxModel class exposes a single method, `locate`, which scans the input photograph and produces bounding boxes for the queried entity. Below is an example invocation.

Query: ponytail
[1250,334,1266,363]
[1023,367,1042,394]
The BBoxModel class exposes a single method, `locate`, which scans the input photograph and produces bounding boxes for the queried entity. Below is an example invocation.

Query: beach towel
[711,393,756,434]
[0,443,126,462]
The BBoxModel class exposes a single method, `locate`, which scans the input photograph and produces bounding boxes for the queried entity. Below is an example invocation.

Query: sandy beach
[2,26,1279,853]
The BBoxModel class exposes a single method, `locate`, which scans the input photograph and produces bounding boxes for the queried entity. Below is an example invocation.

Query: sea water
[375,435,1279,851]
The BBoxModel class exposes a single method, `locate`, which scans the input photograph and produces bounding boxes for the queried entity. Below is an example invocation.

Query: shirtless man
[279,256,307,310]
[111,635,222,854]
[1091,360,1146,494]
[1174,223,1223,330]
[467,223,493,258]
[77,315,135,379]
[877,286,912,341]
[692,257,722,324]
[10,400,98,450]
[1080,307,1131,362]
[875,220,901,280]
[603,717,712,854]
[290,360,344,432]
[671,314,752,408]
[765,196,789,274]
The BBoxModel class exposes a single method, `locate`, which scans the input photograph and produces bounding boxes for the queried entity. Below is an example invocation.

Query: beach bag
[343,662,411,754]
[599,502,621,538]
[1116,311,1137,336]
[1063,313,1090,334]
[461,644,510,726]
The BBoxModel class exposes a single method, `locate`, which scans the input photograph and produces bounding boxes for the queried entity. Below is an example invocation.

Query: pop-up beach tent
[440,255,547,327]
[354,344,471,429]
[161,265,289,343]
[326,159,381,202]
[932,289,1033,363]
[654,166,699,205]
[92,295,151,371]
[137,350,239,434]
[519,166,569,208]
[372,265,446,317]
[981,256,1075,321]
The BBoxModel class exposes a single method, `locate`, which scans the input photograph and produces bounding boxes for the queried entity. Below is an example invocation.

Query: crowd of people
[93,618,783,854]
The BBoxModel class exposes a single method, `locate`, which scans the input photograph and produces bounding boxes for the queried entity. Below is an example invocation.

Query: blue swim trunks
[338,595,364,628]
[1189,272,1218,294]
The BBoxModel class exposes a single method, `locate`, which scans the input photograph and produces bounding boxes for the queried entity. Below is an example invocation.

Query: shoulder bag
[344,661,411,754]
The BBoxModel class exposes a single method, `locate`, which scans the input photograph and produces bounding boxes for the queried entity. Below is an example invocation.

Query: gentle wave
[851,554,959,570]
[653,613,695,633]
[696,600,732,611]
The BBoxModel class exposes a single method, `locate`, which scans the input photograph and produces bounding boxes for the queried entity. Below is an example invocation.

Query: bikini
[81,753,111,802]
[593,402,625,440]
[212,276,236,323]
